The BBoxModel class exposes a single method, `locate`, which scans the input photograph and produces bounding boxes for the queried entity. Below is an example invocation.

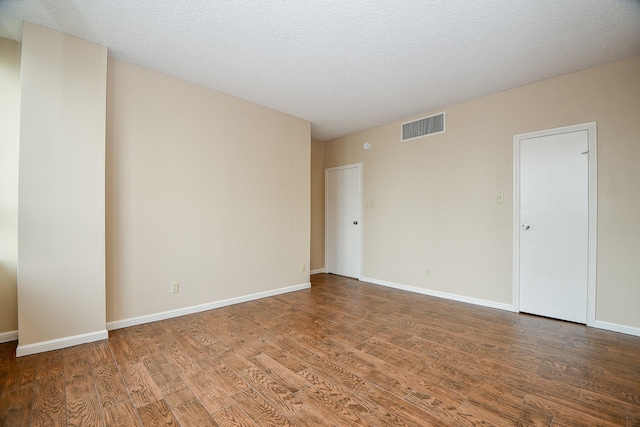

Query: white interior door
[517,127,591,324]
[325,164,361,279]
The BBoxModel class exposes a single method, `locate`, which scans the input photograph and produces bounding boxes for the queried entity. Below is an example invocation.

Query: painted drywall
[0,38,21,339]
[17,23,107,347]
[106,58,310,323]
[324,56,640,330]
[310,139,325,272]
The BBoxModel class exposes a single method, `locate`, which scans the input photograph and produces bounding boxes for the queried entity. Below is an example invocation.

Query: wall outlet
[425,269,430,278]
[171,282,180,293]
[300,264,306,272]
[497,194,504,204]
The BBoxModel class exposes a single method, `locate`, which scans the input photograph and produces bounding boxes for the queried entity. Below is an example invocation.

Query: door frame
[324,163,363,279]
[512,122,597,325]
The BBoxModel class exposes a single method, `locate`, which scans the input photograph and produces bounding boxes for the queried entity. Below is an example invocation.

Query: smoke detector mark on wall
[401,112,445,142]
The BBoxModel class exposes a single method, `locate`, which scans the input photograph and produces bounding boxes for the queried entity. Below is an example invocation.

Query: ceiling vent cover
[401,112,445,142]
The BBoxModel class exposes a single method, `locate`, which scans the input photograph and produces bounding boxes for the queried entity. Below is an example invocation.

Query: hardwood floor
[1,273,639,426]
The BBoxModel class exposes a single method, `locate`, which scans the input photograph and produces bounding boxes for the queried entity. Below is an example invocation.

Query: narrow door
[325,164,361,279]
[517,128,590,323]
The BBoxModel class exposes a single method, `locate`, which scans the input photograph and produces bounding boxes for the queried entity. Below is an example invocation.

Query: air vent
[401,112,445,142]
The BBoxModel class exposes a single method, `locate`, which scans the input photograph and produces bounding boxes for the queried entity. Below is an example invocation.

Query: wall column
[17,23,108,356]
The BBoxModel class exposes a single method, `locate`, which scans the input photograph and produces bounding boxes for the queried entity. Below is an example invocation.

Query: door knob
[522,224,530,230]
[353,221,358,225]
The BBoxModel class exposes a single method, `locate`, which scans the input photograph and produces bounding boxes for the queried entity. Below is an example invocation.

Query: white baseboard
[107,282,311,331]
[310,268,325,275]
[361,277,640,338]
[0,330,18,344]
[360,276,514,312]
[591,320,640,337]
[16,330,108,357]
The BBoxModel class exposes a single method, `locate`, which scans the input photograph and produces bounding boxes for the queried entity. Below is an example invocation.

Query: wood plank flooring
[1,273,639,426]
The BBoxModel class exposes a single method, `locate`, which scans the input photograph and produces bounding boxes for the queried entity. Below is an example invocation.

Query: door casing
[513,122,597,325]
[325,163,362,279]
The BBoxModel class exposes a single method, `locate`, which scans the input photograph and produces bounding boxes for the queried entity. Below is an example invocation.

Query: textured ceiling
[1,0,640,141]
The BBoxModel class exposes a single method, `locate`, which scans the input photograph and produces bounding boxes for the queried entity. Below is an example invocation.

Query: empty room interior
[1,1,640,426]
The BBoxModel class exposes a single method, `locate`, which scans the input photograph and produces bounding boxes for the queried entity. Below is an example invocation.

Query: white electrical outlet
[300,264,306,272]
[425,269,430,277]
[497,194,504,204]
[171,282,180,293]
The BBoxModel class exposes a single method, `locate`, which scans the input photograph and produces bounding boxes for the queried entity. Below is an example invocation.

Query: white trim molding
[325,163,363,280]
[513,122,597,325]
[310,268,326,275]
[0,330,18,344]
[592,320,640,338]
[360,276,514,312]
[16,330,108,357]
[360,277,640,337]
[107,282,311,331]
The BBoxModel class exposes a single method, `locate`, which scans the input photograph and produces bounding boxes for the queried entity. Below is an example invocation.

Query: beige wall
[17,23,108,348]
[310,139,325,272]
[0,38,21,338]
[106,58,310,323]
[3,24,636,340]
[0,29,311,342]
[324,56,640,330]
